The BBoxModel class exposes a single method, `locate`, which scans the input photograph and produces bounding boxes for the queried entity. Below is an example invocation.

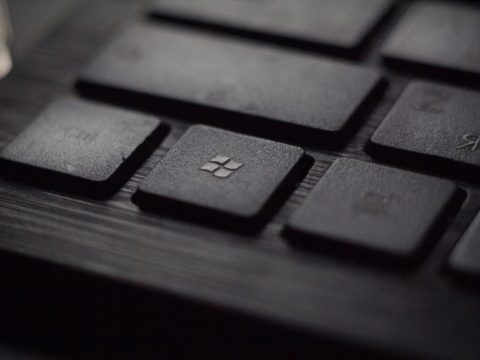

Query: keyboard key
[285,159,458,261]
[382,2,480,79]
[0,97,165,195]
[450,211,480,278]
[79,24,383,136]
[152,0,393,53]
[371,81,480,169]
[134,125,308,226]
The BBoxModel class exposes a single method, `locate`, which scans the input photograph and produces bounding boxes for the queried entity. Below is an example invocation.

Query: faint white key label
[457,134,480,152]
[200,155,243,179]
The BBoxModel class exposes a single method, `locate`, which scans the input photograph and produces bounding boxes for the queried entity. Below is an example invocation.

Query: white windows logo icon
[200,155,243,178]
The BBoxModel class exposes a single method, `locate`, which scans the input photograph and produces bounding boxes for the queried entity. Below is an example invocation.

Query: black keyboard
[1,0,480,359]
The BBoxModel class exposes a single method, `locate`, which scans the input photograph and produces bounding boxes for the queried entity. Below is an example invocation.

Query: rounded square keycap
[285,159,458,261]
[135,125,306,224]
[371,81,480,168]
[0,97,164,192]
[382,2,480,79]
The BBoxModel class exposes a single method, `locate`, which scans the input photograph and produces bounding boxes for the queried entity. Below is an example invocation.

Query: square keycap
[135,125,306,224]
[382,2,480,79]
[0,97,164,192]
[371,81,480,168]
[285,159,458,260]
[152,0,393,53]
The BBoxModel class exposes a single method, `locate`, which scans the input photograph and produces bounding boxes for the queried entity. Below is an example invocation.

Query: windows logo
[200,155,243,179]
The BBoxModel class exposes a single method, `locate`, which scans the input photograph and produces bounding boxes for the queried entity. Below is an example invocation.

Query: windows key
[134,125,310,228]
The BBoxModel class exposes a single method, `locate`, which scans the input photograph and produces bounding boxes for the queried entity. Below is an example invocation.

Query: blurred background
[1,0,84,77]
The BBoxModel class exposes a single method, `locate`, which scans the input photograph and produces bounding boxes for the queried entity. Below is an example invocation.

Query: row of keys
[0,97,475,276]
[79,18,480,175]
[1,1,480,276]
[151,0,480,79]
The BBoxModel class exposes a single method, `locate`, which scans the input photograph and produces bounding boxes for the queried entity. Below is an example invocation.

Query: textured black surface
[0,97,165,195]
[152,0,393,53]
[1,1,480,360]
[79,23,383,135]
[450,211,480,277]
[370,81,480,171]
[285,158,459,262]
[382,2,480,80]
[135,125,307,226]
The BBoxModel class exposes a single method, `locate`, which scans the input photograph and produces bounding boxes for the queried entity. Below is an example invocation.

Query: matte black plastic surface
[383,2,480,79]
[1,1,480,360]
[136,125,306,225]
[450,211,480,277]
[286,158,458,261]
[0,97,163,192]
[152,0,393,52]
[371,81,480,168]
[79,23,382,134]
